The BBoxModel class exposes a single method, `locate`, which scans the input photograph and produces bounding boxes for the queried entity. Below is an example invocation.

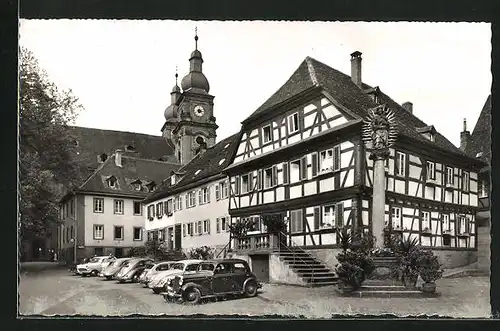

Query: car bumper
[162,291,181,299]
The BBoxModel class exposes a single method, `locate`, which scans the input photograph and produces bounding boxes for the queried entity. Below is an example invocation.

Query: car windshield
[171,263,185,270]
[198,263,215,271]
[89,258,99,263]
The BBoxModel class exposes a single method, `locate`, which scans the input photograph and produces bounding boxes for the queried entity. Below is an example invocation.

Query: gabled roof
[244,56,471,160]
[76,154,181,198]
[69,126,177,183]
[465,95,491,165]
[143,133,240,203]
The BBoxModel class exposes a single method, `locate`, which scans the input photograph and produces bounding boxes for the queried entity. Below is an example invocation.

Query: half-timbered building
[461,95,491,274]
[224,52,487,284]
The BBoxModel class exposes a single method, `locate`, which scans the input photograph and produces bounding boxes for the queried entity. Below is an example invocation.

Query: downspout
[74,196,78,264]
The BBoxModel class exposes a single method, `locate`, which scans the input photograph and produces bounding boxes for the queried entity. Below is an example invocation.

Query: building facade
[461,95,491,274]
[224,53,486,274]
[143,134,239,257]
[58,151,180,263]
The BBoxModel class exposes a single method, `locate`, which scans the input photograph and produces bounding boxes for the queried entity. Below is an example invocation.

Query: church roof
[75,154,181,198]
[465,95,491,165]
[143,133,240,203]
[244,56,476,162]
[69,126,177,184]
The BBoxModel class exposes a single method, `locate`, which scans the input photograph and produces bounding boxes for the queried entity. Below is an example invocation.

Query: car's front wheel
[244,280,258,297]
[91,270,99,277]
[183,287,201,304]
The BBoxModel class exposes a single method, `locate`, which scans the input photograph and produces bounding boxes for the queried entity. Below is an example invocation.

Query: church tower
[162,29,218,165]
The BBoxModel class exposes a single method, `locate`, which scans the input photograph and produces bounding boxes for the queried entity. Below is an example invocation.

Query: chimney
[460,118,470,151]
[402,102,413,114]
[350,51,362,87]
[115,149,123,167]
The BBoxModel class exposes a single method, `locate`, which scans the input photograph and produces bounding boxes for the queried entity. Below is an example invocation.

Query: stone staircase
[276,248,338,287]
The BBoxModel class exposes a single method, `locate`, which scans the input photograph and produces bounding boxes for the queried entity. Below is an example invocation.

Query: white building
[143,134,239,257]
[58,150,180,262]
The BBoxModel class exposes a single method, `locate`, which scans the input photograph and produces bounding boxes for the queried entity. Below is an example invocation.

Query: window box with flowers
[457,232,470,238]
[421,227,432,236]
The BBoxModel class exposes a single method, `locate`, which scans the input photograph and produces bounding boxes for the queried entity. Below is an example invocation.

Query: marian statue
[362,104,397,159]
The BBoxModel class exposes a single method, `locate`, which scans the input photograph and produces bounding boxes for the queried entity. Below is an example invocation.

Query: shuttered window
[264,168,273,189]
[272,166,278,186]
[312,153,318,177]
[290,160,301,184]
[313,207,320,230]
[395,152,406,177]
[282,163,289,184]
[301,157,308,180]
[333,145,341,171]
[215,184,220,200]
[336,203,344,228]
[235,176,240,195]
[290,210,303,234]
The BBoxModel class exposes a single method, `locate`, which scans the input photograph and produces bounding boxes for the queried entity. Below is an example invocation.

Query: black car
[162,259,262,304]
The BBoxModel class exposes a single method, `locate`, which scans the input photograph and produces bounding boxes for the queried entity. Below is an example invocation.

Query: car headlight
[178,277,183,286]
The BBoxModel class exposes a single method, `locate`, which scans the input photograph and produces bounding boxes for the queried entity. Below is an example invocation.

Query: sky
[19,20,491,147]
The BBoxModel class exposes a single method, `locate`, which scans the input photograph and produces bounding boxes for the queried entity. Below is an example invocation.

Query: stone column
[371,155,387,247]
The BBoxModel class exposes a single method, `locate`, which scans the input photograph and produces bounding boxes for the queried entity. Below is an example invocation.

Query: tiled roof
[77,154,181,197]
[245,56,471,159]
[465,95,491,164]
[143,133,241,202]
[69,126,177,183]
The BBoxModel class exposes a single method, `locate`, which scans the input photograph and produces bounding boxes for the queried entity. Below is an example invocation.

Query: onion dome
[180,29,210,93]
[164,70,181,121]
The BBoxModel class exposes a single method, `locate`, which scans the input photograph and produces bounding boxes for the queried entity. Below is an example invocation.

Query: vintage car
[162,259,262,304]
[148,259,202,294]
[68,257,92,275]
[139,261,174,287]
[100,257,135,279]
[76,256,115,277]
[115,258,154,283]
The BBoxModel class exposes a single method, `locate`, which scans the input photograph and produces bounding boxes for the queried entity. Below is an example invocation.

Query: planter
[337,281,356,294]
[421,282,436,293]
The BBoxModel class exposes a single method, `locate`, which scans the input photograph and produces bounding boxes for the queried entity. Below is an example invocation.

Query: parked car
[139,261,174,287]
[77,256,116,277]
[68,257,92,275]
[115,258,154,283]
[162,259,262,304]
[100,257,135,280]
[148,259,202,294]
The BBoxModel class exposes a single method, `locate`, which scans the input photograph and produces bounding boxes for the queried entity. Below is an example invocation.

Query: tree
[19,47,84,240]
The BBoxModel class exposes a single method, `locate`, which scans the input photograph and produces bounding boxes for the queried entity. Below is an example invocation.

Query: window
[147,205,155,220]
[322,205,335,228]
[429,133,435,142]
[442,214,450,232]
[479,179,488,198]
[462,171,470,191]
[186,223,193,236]
[114,199,124,214]
[395,152,406,177]
[442,235,451,246]
[391,207,402,229]
[133,227,142,241]
[234,262,248,273]
[264,168,274,189]
[94,247,104,256]
[185,264,200,272]
[216,217,229,233]
[176,196,183,210]
[187,191,197,208]
[445,167,454,185]
[216,180,229,200]
[241,174,250,194]
[290,210,303,233]
[199,187,210,204]
[203,220,210,234]
[426,161,436,180]
[156,202,163,218]
[262,125,272,144]
[158,229,164,241]
[243,216,262,232]
[107,176,117,189]
[133,201,142,215]
[290,160,301,183]
[114,226,124,240]
[70,199,74,216]
[93,225,104,240]
[166,199,173,214]
[93,198,104,213]
[421,211,431,230]
[319,149,333,172]
[458,216,469,234]
[197,221,203,235]
[288,113,299,133]
[70,225,74,240]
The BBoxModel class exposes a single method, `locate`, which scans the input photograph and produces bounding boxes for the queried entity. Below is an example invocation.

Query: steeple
[164,69,181,122]
[181,27,210,93]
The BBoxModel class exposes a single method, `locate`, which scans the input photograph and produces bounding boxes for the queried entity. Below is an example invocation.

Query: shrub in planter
[188,246,214,260]
[262,213,287,234]
[228,219,252,237]
[416,249,443,293]
[335,262,364,292]
[398,244,425,288]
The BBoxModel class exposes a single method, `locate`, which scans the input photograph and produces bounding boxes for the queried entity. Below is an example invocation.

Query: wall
[306,248,342,271]
[84,195,145,248]
[433,249,477,269]
[269,254,306,286]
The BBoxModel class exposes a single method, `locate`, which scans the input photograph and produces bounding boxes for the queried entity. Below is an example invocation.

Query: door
[114,248,123,258]
[174,225,182,250]
[250,255,269,282]
[212,262,234,293]
[167,227,174,250]
[232,261,251,291]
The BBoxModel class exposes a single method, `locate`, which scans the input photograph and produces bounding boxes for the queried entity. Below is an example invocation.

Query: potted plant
[393,236,421,288]
[416,250,443,293]
[335,262,364,293]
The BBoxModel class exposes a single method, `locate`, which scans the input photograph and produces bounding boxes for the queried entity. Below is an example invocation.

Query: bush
[188,246,214,260]
[335,262,364,287]
[416,249,444,283]
[228,219,252,237]
[128,246,147,257]
[262,213,287,234]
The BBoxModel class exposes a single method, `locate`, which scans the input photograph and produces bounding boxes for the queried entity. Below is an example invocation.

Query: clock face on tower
[194,105,205,117]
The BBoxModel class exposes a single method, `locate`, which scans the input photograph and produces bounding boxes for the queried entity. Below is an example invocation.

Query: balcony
[233,233,280,253]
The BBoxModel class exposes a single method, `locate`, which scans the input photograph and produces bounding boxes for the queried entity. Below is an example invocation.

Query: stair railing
[215,240,231,259]
[278,231,317,284]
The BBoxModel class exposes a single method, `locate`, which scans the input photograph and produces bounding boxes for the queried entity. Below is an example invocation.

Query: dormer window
[429,133,435,142]
[218,158,226,166]
[98,153,108,163]
[131,179,142,191]
[106,176,117,189]
[224,143,230,149]
[146,181,156,192]
[125,145,135,152]
[416,125,437,142]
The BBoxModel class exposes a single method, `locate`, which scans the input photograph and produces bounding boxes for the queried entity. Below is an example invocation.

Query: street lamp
[70,238,76,264]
